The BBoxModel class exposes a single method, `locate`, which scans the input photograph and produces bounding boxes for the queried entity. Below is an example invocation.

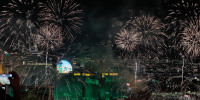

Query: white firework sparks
[126,14,166,50]
[179,16,200,59]
[35,24,63,51]
[116,13,166,58]
[166,0,200,21]
[0,0,44,50]
[40,0,83,40]
[35,23,64,80]
[115,29,140,52]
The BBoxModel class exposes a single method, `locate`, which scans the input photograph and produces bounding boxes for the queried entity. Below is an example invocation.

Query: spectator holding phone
[0,71,21,100]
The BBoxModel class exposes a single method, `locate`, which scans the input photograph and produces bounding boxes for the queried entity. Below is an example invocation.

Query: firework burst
[40,0,83,40]
[0,0,44,50]
[35,24,63,51]
[35,23,64,74]
[165,0,200,54]
[115,29,140,52]
[179,16,200,59]
[166,0,200,21]
[124,14,167,58]
[127,14,166,48]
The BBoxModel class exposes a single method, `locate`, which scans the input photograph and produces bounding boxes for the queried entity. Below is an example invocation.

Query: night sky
[0,0,167,48]
[0,0,177,58]
[76,0,165,46]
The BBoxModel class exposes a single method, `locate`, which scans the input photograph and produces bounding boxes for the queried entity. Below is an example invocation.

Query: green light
[85,78,99,85]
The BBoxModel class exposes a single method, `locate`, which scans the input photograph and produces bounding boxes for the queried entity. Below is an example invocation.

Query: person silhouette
[0,71,21,100]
